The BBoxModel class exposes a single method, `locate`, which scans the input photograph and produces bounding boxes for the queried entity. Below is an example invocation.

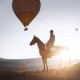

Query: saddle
[50,47,56,52]
[46,46,57,58]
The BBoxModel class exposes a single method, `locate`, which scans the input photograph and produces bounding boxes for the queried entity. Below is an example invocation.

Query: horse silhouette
[30,35,70,71]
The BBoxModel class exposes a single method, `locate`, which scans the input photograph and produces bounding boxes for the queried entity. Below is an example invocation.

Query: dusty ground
[0,68,80,80]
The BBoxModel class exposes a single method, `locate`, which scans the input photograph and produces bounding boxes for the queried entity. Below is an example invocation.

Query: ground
[0,66,80,80]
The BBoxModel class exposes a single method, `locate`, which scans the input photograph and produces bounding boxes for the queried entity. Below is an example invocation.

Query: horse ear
[33,35,35,37]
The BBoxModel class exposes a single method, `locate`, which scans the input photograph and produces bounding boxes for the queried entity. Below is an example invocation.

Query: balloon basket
[24,28,28,31]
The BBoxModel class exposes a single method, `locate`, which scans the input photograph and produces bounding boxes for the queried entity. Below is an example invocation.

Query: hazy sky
[0,0,80,59]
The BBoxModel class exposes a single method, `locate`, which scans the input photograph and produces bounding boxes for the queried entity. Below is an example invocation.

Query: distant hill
[0,58,80,71]
[0,58,43,71]
[0,58,4,60]
[69,62,80,73]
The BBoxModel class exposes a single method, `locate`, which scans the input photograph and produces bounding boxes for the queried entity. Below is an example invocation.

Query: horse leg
[42,58,46,71]
[45,59,48,71]
[68,53,71,67]
[58,55,62,70]
[65,48,71,67]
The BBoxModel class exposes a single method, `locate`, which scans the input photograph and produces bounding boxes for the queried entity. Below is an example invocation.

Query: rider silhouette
[46,30,55,51]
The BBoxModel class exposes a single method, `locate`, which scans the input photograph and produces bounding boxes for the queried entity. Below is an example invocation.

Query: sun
[57,44,80,67]
[60,50,70,62]
[58,49,70,67]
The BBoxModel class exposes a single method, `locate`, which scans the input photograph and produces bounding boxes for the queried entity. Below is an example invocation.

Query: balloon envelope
[12,0,41,29]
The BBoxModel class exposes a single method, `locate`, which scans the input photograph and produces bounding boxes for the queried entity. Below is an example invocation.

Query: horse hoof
[47,68,49,71]
[42,69,45,71]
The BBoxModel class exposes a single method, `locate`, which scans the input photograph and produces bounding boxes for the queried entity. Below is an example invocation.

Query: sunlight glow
[55,41,80,67]
[67,40,80,61]
[60,50,70,62]
[55,38,80,64]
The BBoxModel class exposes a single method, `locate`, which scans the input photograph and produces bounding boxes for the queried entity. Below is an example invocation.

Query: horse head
[30,35,37,46]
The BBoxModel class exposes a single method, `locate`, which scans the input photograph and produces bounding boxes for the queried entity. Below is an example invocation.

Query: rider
[46,30,55,51]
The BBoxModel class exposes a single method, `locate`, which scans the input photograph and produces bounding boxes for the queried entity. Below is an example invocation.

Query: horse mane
[35,36,45,46]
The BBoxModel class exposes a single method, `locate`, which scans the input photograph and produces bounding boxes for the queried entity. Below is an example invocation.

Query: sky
[0,0,80,59]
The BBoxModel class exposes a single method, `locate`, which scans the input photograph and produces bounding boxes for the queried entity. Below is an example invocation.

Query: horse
[30,35,70,71]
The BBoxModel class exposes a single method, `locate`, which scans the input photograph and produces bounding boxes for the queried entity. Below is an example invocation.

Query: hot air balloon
[12,0,41,31]
[75,27,78,31]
